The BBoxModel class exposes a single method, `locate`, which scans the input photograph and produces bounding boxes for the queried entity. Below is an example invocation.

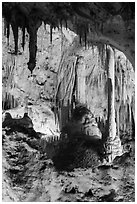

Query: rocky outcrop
[2,104,59,137]
[2,112,33,129]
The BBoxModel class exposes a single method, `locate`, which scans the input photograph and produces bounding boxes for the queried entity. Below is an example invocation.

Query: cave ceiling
[2,2,135,72]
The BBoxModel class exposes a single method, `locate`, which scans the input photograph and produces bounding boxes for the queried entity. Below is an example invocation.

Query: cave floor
[2,124,135,202]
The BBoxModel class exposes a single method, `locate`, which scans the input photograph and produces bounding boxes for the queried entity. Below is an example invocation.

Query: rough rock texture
[2,3,135,202]
[2,3,135,70]
[56,41,135,136]
[2,23,75,110]
[2,104,59,138]
[55,40,134,163]
[61,104,102,141]
[2,123,135,202]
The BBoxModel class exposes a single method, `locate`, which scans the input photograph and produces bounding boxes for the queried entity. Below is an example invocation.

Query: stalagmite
[106,46,119,163]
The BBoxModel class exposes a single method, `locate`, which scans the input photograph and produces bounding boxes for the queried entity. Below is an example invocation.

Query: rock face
[2,112,33,129]
[2,2,135,71]
[55,42,135,137]
[61,104,102,141]
[55,40,134,162]
[2,4,135,145]
[2,20,134,162]
[2,104,59,138]
[2,121,135,201]
[2,23,72,110]
[2,2,135,202]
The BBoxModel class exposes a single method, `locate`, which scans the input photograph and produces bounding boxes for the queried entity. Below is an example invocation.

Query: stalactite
[27,18,42,73]
[65,20,67,30]
[50,24,52,44]
[97,75,99,88]
[4,18,7,36]
[55,35,134,146]
[7,22,10,46]
[99,73,101,87]
[131,106,135,137]
[60,20,62,30]
[84,30,87,49]
[22,26,25,50]
[101,22,104,33]
[11,23,19,54]
[79,32,82,45]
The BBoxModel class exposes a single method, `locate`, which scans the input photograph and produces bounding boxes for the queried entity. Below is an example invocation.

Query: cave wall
[2,23,74,110]
[2,2,135,69]
[2,17,135,138]
[55,40,135,137]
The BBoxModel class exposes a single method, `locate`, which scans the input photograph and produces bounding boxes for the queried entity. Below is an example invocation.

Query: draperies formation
[55,41,135,138]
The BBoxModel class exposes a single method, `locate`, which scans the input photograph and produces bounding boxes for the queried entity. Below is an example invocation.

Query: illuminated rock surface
[2,2,135,202]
